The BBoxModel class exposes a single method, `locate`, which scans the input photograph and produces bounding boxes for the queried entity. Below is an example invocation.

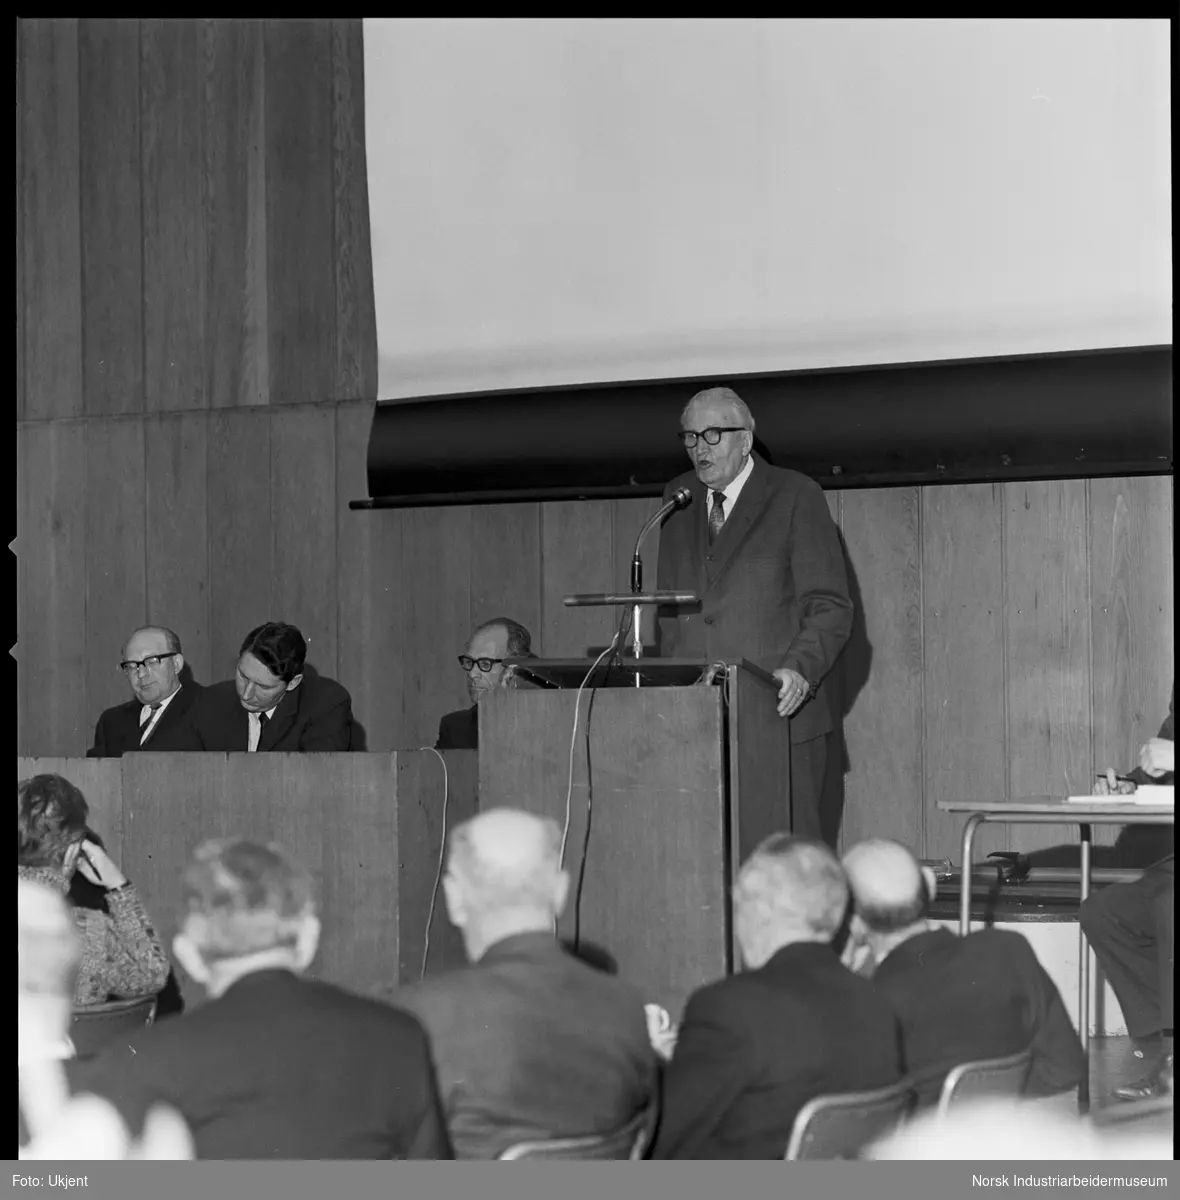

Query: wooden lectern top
[505,657,778,690]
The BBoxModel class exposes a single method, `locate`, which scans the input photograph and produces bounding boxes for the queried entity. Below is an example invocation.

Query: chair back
[70,994,158,1060]
[497,1102,654,1161]
[937,1047,1032,1115]
[784,1079,914,1160]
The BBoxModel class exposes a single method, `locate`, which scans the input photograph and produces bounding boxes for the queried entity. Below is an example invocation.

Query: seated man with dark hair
[153,622,354,752]
[88,625,203,757]
[76,838,450,1160]
[17,775,170,1006]
[651,835,903,1159]
[842,838,1084,1106]
[1081,688,1174,1101]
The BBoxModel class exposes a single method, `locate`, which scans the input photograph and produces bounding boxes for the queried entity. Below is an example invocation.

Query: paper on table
[1067,785,1174,805]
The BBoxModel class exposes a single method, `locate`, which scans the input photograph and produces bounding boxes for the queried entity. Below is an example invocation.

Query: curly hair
[18,774,89,869]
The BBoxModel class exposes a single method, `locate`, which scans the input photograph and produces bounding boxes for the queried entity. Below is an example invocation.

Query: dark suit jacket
[1123,689,1174,866]
[394,932,656,1159]
[651,942,903,1159]
[151,674,355,753]
[655,455,853,743]
[872,927,1084,1106]
[436,705,478,751]
[73,968,451,1160]
[87,683,203,757]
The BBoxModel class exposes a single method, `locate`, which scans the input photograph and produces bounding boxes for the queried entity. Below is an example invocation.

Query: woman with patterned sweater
[17,774,170,1006]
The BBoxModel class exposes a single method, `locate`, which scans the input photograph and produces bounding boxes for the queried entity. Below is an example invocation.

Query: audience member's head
[842,839,935,965]
[235,622,307,714]
[443,808,568,962]
[172,838,319,996]
[18,775,90,877]
[460,617,533,706]
[119,626,184,708]
[18,879,81,1066]
[732,834,848,969]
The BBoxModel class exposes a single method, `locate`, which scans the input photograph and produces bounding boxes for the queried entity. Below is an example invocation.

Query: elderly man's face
[463,626,510,706]
[121,629,183,707]
[681,397,754,491]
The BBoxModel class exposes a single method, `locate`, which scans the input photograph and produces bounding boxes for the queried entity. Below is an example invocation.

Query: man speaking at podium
[656,387,853,842]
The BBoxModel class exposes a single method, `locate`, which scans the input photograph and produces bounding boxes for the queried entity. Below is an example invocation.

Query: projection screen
[363,18,1171,401]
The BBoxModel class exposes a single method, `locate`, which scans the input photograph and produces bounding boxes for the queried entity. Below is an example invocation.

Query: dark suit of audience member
[88,682,202,757]
[396,808,655,1159]
[842,838,1082,1107]
[873,927,1083,1104]
[435,705,478,751]
[656,389,853,842]
[76,839,450,1160]
[80,968,448,1160]
[652,835,902,1159]
[154,674,354,752]
[1080,690,1174,1099]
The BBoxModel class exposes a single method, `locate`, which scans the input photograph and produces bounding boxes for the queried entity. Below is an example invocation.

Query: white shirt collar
[140,683,182,724]
[710,454,755,516]
[251,703,281,722]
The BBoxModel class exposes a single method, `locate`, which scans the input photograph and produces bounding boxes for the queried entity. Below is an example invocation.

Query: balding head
[443,808,569,962]
[843,838,934,936]
[732,834,848,968]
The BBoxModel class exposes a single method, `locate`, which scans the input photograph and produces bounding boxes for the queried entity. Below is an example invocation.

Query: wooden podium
[478,658,790,1020]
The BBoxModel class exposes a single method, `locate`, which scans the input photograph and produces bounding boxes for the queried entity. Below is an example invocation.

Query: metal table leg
[1078,822,1092,1114]
[959,814,985,937]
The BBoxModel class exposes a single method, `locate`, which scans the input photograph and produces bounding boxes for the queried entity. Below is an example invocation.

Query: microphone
[631,487,693,593]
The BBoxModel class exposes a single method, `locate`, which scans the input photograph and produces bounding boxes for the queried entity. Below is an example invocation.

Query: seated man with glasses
[436,618,536,751]
[88,626,203,757]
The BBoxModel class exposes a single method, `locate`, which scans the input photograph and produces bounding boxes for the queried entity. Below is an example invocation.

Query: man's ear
[172,932,209,988]
[284,673,304,694]
[442,874,464,929]
[172,653,185,675]
[295,915,321,970]
[921,865,938,902]
[552,869,571,919]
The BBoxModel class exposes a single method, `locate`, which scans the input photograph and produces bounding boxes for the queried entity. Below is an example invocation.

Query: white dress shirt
[139,684,182,745]
[247,704,281,753]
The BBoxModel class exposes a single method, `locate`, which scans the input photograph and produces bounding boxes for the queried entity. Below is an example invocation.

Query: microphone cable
[559,634,621,871]
[418,746,450,981]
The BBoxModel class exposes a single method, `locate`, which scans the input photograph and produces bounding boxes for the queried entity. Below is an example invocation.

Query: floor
[1023,1035,1175,1143]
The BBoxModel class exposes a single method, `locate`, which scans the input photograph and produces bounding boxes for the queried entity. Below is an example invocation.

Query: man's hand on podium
[772,668,811,718]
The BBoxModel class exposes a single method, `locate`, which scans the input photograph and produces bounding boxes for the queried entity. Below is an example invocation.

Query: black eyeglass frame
[679,426,749,448]
[458,655,507,673]
[118,654,178,676]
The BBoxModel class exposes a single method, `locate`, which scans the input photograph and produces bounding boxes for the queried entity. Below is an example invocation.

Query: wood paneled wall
[17,20,1174,866]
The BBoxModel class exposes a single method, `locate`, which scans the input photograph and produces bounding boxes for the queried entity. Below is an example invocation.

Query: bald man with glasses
[655,387,853,844]
[87,627,203,758]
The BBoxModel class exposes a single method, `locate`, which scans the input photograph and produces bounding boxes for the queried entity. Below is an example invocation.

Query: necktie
[708,490,726,544]
[139,704,161,744]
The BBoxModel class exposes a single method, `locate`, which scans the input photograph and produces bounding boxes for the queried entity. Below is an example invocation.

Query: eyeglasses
[679,427,748,448]
[118,654,175,676]
[458,655,505,673]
